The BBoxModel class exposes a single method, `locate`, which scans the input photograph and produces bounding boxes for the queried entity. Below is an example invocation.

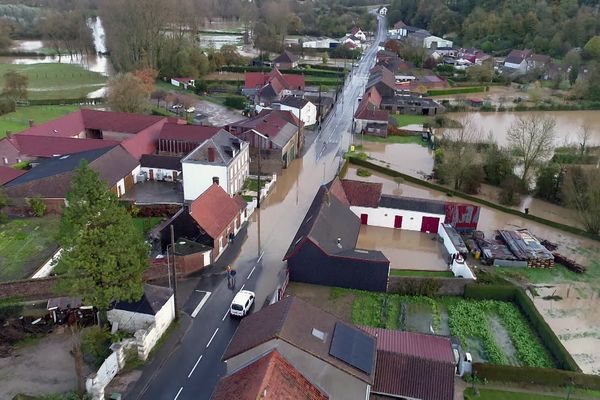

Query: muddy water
[445,111,600,147]
[360,141,434,178]
[489,315,520,366]
[403,302,435,333]
[197,34,242,50]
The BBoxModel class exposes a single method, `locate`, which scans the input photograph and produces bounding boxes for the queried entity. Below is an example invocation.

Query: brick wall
[0,277,58,300]
[387,276,470,296]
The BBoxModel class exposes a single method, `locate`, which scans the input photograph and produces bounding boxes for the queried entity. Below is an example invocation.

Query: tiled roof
[158,123,220,142]
[189,184,243,238]
[173,77,194,83]
[278,96,310,109]
[183,129,244,166]
[0,166,26,185]
[80,109,165,133]
[140,154,182,170]
[6,135,119,158]
[340,179,382,207]
[361,327,454,400]
[18,109,85,138]
[355,107,389,122]
[505,49,532,65]
[222,296,376,384]
[235,112,299,148]
[273,50,299,64]
[212,350,328,400]
[244,69,305,91]
[113,284,173,316]
[257,109,303,128]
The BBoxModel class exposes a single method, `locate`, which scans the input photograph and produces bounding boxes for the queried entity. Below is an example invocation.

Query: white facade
[352,30,367,42]
[423,35,453,49]
[504,60,527,74]
[302,38,339,49]
[388,27,408,37]
[379,6,387,15]
[350,205,445,232]
[438,224,476,280]
[115,165,140,198]
[107,294,175,334]
[278,101,317,126]
[170,78,195,89]
[182,144,249,201]
[139,166,179,182]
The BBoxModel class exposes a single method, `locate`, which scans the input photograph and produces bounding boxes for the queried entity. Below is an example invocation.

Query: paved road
[132,14,387,400]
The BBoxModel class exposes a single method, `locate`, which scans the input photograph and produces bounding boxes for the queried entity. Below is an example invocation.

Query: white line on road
[240,284,245,291]
[174,386,183,400]
[191,291,212,318]
[222,310,229,321]
[257,251,264,263]
[206,328,219,348]
[187,355,203,378]
[247,266,256,280]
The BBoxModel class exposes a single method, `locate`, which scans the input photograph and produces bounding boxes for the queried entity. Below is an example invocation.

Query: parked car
[230,290,255,317]
[186,106,196,113]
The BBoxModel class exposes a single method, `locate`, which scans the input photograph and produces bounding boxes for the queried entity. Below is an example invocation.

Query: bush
[26,196,46,217]
[81,326,112,366]
[12,161,31,170]
[356,167,371,177]
[224,95,246,109]
[464,284,516,302]
[498,176,523,206]
[0,298,24,320]
[0,96,15,116]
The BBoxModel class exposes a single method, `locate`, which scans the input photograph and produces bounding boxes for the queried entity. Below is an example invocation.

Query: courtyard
[122,181,183,205]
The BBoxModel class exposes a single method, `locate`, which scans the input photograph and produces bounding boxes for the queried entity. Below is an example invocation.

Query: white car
[186,106,196,113]
[230,290,255,317]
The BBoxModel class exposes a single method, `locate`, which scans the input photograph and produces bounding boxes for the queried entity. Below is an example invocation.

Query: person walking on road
[226,265,237,289]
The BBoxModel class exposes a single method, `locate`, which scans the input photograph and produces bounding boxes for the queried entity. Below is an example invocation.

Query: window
[213,176,219,185]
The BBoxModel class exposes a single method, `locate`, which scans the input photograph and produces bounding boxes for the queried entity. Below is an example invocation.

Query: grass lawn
[390,114,429,127]
[0,63,106,100]
[389,269,454,277]
[496,256,600,286]
[360,134,429,146]
[243,178,268,192]
[0,105,79,137]
[0,216,60,282]
[132,217,163,237]
[464,388,563,400]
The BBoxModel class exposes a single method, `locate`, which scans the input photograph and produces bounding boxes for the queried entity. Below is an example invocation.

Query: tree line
[387,0,600,57]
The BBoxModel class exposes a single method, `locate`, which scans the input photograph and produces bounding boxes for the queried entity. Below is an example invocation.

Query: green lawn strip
[0,105,79,137]
[389,269,454,277]
[359,134,429,146]
[390,114,429,127]
[0,216,60,281]
[243,178,268,192]
[464,387,564,400]
[0,63,106,100]
[132,217,163,236]
[496,258,600,286]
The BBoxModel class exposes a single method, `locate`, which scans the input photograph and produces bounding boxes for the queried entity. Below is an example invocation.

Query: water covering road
[132,14,386,400]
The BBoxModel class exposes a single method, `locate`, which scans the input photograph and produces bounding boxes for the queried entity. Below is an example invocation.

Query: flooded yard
[357,225,447,271]
[358,141,434,178]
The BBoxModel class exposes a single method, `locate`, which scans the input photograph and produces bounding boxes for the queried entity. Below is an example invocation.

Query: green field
[0,63,106,100]
[0,105,79,137]
[0,216,60,281]
[464,388,563,400]
[390,114,429,127]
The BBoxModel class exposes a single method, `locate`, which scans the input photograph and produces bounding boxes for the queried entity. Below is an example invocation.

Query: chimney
[337,238,342,249]
[207,147,215,162]
[28,119,34,127]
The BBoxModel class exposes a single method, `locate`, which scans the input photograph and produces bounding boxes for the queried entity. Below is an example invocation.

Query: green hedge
[26,97,105,106]
[463,284,580,372]
[0,297,24,320]
[224,95,246,109]
[347,157,600,242]
[427,86,488,96]
[220,65,344,77]
[473,363,600,389]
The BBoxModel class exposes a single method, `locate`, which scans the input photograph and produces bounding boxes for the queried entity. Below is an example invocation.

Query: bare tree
[3,70,28,100]
[107,73,149,113]
[578,124,592,156]
[507,115,556,184]
[562,166,600,234]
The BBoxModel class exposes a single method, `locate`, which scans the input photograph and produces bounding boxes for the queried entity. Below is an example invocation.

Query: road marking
[247,266,256,280]
[207,328,219,348]
[187,355,202,378]
[190,291,211,318]
[240,283,245,291]
[174,386,183,400]
[222,310,229,321]
[257,250,264,263]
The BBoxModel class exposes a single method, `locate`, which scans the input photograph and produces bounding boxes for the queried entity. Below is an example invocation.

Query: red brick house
[272,50,299,69]
[189,183,246,261]
[242,68,305,105]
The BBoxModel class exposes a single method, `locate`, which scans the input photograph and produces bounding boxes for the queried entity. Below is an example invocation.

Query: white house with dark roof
[182,129,249,201]
[273,96,317,126]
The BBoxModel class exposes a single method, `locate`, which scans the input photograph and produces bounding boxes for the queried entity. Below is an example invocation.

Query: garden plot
[330,288,555,369]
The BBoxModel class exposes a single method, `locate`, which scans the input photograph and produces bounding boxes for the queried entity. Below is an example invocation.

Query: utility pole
[170,224,178,320]
[257,145,261,208]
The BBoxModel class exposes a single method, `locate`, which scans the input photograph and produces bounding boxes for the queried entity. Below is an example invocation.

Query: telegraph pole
[170,224,178,320]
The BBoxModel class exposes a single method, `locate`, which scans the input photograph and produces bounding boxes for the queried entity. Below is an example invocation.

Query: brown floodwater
[359,141,434,178]
[445,111,600,147]
[357,225,447,271]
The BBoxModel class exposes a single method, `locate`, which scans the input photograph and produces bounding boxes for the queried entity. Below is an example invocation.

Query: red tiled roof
[211,350,328,400]
[244,69,305,91]
[19,109,85,138]
[80,109,165,133]
[351,26,362,35]
[0,166,26,185]
[8,135,119,157]
[159,123,220,141]
[361,327,455,400]
[328,178,350,206]
[189,184,244,238]
[257,109,302,128]
[355,107,389,122]
[340,179,382,207]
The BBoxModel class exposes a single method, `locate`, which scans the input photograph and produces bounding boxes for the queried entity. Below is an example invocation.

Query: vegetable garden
[331,288,556,369]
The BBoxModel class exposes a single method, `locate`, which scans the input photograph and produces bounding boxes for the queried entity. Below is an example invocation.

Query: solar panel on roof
[329,322,375,375]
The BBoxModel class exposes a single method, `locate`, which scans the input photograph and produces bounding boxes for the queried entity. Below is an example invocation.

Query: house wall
[350,205,445,232]
[0,138,22,165]
[438,225,476,280]
[228,143,250,195]
[183,163,228,201]
[288,241,389,292]
[175,250,212,275]
[424,36,453,49]
[226,339,370,400]
[505,61,526,74]
[107,309,155,333]
[278,103,317,126]
[210,208,243,261]
[139,166,179,182]
[114,165,140,198]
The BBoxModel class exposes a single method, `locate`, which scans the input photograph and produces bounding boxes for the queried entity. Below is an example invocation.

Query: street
[130,14,387,400]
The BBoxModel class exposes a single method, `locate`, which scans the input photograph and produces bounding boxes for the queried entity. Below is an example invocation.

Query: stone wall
[387,276,470,296]
[0,276,58,300]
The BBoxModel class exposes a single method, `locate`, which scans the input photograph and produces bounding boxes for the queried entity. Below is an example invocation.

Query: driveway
[123,181,183,205]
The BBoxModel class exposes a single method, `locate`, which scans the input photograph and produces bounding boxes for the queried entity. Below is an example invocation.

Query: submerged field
[329,288,555,368]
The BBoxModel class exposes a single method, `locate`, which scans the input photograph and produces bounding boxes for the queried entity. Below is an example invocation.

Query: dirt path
[0,328,88,399]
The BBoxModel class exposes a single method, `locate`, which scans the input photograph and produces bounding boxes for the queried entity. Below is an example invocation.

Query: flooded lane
[446,111,600,146]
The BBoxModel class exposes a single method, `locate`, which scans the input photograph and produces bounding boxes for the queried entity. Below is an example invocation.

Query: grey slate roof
[379,195,446,215]
[269,122,299,148]
[113,284,173,315]
[278,96,310,109]
[140,154,182,170]
[183,129,244,166]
